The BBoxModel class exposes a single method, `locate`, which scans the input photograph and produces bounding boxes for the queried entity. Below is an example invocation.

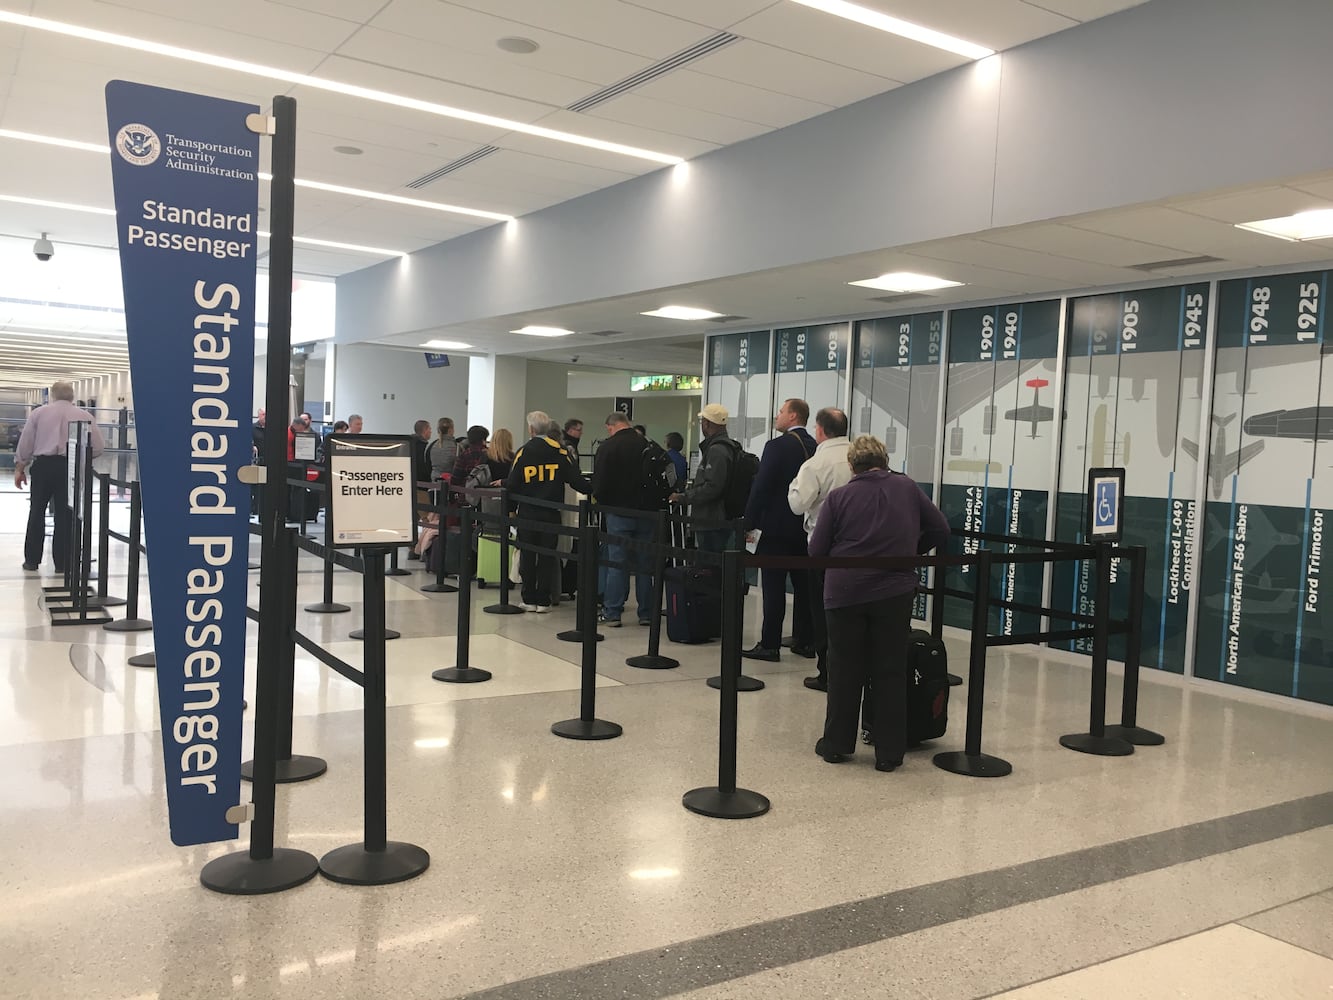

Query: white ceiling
[1,0,1147,277]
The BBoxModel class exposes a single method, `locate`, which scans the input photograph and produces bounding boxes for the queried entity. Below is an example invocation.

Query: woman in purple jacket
[807,435,950,771]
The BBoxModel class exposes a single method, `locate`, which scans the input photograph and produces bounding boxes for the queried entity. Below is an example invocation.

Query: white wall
[331,343,470,436]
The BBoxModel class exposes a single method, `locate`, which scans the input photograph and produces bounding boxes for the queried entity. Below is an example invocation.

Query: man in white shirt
[14,381,105,573]
[787,407,851,691]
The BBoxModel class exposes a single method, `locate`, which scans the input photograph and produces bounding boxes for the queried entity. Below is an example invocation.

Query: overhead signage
[1088,467,1125,542]
[106,80,260,847]
[424,352,451,368]
[327,435,416,548]
[614,396,634,420]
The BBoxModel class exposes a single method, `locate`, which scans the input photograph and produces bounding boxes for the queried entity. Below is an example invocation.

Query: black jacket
[745,427,815,541]
[506,435,590,506]
[592,427,655,510]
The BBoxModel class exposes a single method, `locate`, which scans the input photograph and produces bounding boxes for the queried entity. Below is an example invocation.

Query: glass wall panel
[706,331,773,457]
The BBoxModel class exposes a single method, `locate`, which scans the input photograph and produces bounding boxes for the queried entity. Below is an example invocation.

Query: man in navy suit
[741,398,816,662]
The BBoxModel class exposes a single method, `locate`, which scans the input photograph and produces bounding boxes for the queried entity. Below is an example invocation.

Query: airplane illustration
[1004,378,1053,439]
[1242,407,1333,441]
[1203,572,1298,615]
[1180,413,1265,499]
[945,459,1002,474]
[1079,403,1132,467]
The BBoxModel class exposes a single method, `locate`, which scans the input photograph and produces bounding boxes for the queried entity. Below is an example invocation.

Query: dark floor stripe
[459,792,1333,1000]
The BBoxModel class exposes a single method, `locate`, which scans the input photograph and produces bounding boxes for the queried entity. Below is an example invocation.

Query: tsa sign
[327,434,416,548]
[1088,467,1125,542]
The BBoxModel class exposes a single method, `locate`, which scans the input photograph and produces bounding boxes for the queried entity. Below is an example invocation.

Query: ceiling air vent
[566,32,740,113]
[1127,254,1224,273]
[406,145,501,190]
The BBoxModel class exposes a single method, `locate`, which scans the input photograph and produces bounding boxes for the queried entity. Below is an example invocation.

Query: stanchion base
[384,567,412,577]
[484,603,525,615]
[558,629,603,643]
[351,628,401,640]
[104,617,153,633]
[240,754,328,783]
[682,786,770,819]
[319,841,430,886]
[305,602,351,614]
[947,672,963,687]
[932,750,1013,778]
[626,654,680,670]
[432,666,492,684]
[706,674,765,692]
[1059,732,1134,756]
[127,651,156,668]
[551,718,622,740]
[93,595,128,608]
[420,582,459,593]
[1103,724,1165,747]
[200,847,320,895]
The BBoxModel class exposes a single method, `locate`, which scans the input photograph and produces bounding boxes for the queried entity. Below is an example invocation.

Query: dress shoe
[741,644,779,662]
[814,738,851,763]
[803,676,827,692]
[875,760,901,773]
[22,562,38,572]
[790,644,816,659]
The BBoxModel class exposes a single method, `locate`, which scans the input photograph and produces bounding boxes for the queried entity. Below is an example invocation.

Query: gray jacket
[681,430,736,525]
[428,437,457,478]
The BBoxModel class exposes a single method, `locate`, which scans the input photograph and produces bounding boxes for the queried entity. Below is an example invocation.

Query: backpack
[464,461,493,489]
[720,439,760,519]
[640,439,677,507]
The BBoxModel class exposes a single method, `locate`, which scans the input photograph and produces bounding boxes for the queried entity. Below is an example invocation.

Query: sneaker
[533,604,551,614]
[520,603,541,612]
[598,615,622,627]
[638,618,653,627]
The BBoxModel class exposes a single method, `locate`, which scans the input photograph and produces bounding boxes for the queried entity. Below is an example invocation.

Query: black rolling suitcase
[665,566,721,644]
[905,628,949,745]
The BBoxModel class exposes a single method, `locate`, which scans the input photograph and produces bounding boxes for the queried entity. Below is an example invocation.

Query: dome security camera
[33,233,54,262]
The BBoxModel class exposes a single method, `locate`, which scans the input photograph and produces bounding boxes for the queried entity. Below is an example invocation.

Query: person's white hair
[527,410,551,435]
[51,381,75,402]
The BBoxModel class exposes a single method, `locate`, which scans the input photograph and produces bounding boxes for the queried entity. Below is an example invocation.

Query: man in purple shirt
[807,434,949,772]
[14,382,105,573]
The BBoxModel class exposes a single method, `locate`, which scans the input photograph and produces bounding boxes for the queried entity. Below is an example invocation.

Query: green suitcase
[476,534,504,588]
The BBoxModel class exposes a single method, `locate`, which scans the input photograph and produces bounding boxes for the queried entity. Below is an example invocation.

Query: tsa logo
[115,123,161,166]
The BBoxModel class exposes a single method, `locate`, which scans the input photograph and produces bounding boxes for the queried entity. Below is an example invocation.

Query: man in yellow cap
[670,402,736,554]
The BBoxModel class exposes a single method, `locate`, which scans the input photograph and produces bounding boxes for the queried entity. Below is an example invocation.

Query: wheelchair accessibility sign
[1087,467,1125,542]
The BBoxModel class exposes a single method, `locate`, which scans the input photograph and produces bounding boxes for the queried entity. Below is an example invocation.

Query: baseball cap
[699,403,729,425]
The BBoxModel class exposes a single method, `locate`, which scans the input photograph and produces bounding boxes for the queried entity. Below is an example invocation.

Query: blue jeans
[603,512,654,622]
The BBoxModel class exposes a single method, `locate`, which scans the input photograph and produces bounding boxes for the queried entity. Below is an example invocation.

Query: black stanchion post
[1060,542,1134,757]
[484,489,522,615]
[558,499,602,643]
[707,522,763,692]
[433,506,492,684]
[684,547,770,818]
[106,480,153,635]
[306,488,350,613]
[420,485,458,595]
[200,93,319,894]
[1105,545,1165,747]
[552,518,622,740]
[243,528,327,783]
[627,510,679,670]
[320,546,430,885]
[93,473,126,608]
[385,544,410,577]
[933,549,1012,777]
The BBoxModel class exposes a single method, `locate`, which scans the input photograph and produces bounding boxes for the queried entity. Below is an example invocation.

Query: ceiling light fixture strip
[0,11,684,165]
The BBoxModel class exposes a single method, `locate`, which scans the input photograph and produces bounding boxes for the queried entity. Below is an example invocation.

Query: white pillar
[467,354,527,433]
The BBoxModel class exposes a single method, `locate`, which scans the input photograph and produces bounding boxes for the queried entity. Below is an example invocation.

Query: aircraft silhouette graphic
[1181,414,1265,499]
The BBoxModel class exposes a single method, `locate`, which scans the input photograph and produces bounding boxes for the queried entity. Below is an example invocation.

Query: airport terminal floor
[2,492,1331,1000]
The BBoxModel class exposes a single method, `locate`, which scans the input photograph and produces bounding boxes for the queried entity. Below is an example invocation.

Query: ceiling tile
[690,39,899,106]
[439,0,716,60]
[977,223,1188,267]
[271,0,387,22]
[620,1,778,32]
[905,237,1144,287]
[95,0,362,52]
[1020,0,1148,22]
[631,68,832,129]
[838,0,1075,52]
[583,92,770,146]
[527,108,718,161]
[1171,186,1333,225]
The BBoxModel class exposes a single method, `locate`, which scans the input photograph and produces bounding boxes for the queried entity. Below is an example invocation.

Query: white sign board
[327,435,415,547]
[294,432,317,462]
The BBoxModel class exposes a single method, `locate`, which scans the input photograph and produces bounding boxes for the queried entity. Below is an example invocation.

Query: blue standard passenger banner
[105,81,259,846]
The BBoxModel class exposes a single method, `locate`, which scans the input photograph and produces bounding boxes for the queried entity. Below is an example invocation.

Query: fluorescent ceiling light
[1235,209,1333,242]
[422,339,472,350]
[257,232,408,257]
[641,306,725,320]
[0,193,116,216]
[510,325,575,337]
[789,0,993,60]
[1,130,511,223]
[0,11,685,166]
[848,271,964,292]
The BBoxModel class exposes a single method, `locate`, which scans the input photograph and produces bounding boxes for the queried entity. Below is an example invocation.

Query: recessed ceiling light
[0,11,684,165]
[497,36,540,54]
[848,272,964,292]
[332,145,363,155]
[789,0,993,60]
[422,339,472,350]
[641,306,726,321]
[511,325,576,337]
[1235,209,1333,242]
[0,129,513,223]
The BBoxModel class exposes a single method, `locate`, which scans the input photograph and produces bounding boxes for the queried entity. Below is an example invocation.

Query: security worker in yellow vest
[506,410,590,611]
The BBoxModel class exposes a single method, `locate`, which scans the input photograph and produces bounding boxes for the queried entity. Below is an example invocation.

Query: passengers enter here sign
[327,435,415,547]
